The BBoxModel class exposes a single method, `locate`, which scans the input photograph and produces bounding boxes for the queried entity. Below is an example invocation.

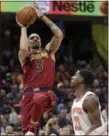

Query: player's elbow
[56,31,64,39]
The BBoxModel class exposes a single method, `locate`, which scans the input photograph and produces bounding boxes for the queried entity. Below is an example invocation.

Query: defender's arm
[83,95,102,135]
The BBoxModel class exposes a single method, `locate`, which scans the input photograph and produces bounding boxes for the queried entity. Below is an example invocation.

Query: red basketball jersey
[22,49,55,91]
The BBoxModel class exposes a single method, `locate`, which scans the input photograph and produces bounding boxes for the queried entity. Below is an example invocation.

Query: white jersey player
[88,120,108,135]
[70,69,104,135]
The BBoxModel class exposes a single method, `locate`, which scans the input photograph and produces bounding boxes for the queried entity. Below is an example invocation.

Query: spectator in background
[49,134,57,136]
[59,125,72,135]
[56,80,73,110]
[44,118,60,136]
[58,109,72,128]
[40,112,50,130]
[7,84,21,105]
[96,65,108,79]
[12,71,23,85]
[85,63,92,70]
[0,89,8,114]
[63,80,72,93]
[9,108,20,126]
[93,79,99,88]
[0,115,5,134]
[6,125,14,134]
[57,101,65,112]
[2,113,10,127]
[55,82,64,103]
[3,125,14,135]
[94,87,105,110]
[101,102,108,122]
[56,64,70,83]
[2,72,12,93]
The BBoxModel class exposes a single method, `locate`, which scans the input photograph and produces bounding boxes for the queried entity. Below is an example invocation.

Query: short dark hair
[79,69,95,87]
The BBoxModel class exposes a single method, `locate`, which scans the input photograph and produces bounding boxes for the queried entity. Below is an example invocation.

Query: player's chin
[71,81,78,88]
[32,44,39,49]
[70,81,75,87]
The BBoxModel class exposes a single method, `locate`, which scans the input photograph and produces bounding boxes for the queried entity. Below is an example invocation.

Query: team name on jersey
[72,107,84,115]
[30,51,48,61]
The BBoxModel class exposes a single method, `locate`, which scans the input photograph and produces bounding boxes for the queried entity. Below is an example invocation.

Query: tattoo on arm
[41,16,62,37]
[47,21,59,35]
[50,36,60,49]
[42,15,63,52]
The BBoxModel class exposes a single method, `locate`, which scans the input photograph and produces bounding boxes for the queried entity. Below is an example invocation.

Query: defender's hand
[34,2,44,18]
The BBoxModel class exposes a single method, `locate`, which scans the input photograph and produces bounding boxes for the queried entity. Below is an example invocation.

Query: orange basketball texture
[16,5,37,26]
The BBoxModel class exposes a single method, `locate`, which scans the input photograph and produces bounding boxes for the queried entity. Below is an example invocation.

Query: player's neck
[31,48,41,53]
[75,88,86,99]
[36,48,41,53]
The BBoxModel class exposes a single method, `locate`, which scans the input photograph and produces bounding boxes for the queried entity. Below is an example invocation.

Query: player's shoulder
[83,93,99,112]
[86,93,98,101]
[84,93,99,105]
[44,47,56,62]
[41,48,50,55]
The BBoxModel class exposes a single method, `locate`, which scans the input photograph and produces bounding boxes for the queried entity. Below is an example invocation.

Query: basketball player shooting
[16,2,63,136]
[70,69,104,135]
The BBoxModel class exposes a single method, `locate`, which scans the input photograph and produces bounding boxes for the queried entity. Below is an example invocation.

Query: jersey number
[74,116,82,130]
[36,59,43,72]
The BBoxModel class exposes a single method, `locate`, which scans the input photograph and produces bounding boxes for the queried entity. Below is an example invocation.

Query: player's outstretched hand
[34,2,44,18]
[16,17,24,27]
[16,17,29,28]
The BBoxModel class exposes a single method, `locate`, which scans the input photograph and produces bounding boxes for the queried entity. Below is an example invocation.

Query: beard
[31,43,41,50]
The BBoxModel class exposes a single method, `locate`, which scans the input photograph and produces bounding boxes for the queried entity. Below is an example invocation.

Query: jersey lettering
[36,59,43,72]
[74,116,82,130]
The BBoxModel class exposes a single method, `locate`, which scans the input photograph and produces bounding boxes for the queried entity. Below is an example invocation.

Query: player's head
[28,33,41,50]
[71,69,94,90]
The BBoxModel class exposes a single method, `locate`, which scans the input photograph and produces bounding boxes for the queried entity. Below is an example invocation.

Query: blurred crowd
[0,30,108,136]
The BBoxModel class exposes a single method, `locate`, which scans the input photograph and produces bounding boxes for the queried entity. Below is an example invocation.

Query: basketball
[16,5,37,26]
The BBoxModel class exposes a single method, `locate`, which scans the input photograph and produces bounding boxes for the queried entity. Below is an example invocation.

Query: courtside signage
[50,1,108,16]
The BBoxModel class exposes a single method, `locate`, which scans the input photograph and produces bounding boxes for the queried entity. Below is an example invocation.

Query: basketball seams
[27,8,37,24]
[17,7,31,25]
[16,6,37,26]
[25,8,36,25]
[23,8,33,26]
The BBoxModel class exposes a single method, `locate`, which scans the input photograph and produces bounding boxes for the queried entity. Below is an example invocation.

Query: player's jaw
[70,73,84,88]
[29,40,41,50]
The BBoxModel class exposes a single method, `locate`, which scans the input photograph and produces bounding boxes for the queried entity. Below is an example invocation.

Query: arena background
[0,1,108,136]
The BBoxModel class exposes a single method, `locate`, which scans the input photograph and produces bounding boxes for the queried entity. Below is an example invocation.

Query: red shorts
[21,90,56,133]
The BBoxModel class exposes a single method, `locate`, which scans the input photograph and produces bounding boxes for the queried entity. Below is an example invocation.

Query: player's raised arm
[34,2,63,53]
[83,95,102,135]
[16,19,29,66]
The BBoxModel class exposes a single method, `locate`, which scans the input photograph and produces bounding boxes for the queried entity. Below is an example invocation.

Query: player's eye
[30,36,35,40]
[30,36,39,40]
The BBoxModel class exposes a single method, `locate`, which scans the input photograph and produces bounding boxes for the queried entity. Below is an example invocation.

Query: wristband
[40,14,44,19]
